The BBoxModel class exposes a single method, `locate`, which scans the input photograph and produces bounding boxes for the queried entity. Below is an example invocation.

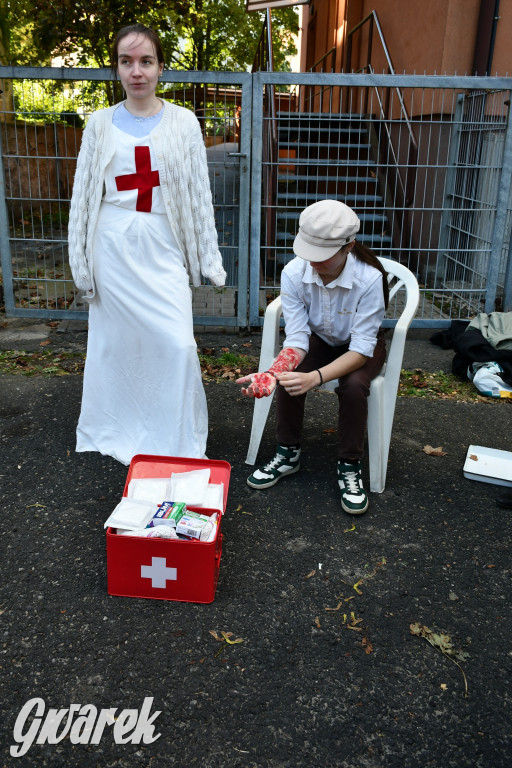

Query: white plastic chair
[245,258,420,493]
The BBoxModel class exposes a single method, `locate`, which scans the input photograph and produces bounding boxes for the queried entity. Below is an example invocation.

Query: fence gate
[0,67,252,327]
[249,71,512,327]
[2,67,512,329]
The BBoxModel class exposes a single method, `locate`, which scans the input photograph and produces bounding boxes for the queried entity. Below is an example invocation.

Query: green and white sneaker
[247,444,301,489]
[337,460,368,514]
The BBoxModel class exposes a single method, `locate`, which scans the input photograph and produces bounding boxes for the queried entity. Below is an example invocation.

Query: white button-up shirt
[280,254,386,358]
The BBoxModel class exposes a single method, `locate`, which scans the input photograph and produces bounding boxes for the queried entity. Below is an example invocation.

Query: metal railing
[346,11,418,212]
[252,9,279,267]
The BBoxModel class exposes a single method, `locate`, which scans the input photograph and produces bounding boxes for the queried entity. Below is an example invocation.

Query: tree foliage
[1,0,298,71]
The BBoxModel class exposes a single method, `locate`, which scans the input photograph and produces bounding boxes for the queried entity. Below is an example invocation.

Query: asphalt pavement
[0,319,511,767]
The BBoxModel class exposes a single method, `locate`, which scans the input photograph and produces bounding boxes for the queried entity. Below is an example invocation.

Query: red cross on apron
[115,146,160,213]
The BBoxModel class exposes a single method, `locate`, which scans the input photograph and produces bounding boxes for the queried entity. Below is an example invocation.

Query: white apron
[76,126,208,465]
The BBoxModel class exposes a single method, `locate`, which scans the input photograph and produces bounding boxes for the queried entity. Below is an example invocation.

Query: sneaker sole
[247,464,300,490]
[341,497,369,515]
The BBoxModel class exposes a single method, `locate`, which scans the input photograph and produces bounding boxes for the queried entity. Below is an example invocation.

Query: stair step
[277,111,361,118]
[276,158,378,168]
[277,209,388,221]
[276,112,369,129]
[278,173,378,184]
[278,142,371,152]
[276,194,382,206]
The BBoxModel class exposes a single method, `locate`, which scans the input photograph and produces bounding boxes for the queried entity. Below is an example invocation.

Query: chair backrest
[378,257,420,329]
[377,257,420,377]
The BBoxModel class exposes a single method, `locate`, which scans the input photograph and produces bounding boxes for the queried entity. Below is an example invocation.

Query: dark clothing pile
[430,317,512,386]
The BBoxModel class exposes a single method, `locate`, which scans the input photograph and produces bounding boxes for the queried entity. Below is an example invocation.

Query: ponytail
[351,241,389,309]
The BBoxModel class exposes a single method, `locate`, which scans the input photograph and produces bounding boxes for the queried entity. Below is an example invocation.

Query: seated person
[237,199,389,515]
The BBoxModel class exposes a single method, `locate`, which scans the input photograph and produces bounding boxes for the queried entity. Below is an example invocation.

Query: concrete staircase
[273,112,393,264]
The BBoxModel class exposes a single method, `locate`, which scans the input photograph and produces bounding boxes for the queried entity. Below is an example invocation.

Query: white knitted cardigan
[68,100,226,297]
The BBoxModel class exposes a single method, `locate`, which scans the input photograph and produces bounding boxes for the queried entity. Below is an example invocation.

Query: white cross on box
[141,557,177,589]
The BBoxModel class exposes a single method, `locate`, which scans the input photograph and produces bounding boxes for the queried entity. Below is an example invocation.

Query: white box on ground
[463,445,512,487]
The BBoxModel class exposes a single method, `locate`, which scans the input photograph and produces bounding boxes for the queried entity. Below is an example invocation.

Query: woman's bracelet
[266,370,277,378]
[316,369,323,386]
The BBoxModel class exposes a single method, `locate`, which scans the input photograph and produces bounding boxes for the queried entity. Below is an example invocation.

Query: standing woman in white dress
[68,23,226,465]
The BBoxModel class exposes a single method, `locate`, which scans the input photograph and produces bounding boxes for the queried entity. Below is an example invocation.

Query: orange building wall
[301,0,512,76]
[490,7,512,76]
[357,0,480,75]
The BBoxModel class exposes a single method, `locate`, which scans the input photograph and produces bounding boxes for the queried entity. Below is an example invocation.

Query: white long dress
[76,124,208,465]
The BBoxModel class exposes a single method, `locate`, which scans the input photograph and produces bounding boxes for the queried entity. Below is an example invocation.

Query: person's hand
[278,370,319,396]
[236,372,277,398]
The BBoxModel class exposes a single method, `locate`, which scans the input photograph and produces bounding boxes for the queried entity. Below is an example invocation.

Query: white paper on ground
[127,477,172,504]
[169,468,210,505]
[104,497,158,530]
[463,445,512,487]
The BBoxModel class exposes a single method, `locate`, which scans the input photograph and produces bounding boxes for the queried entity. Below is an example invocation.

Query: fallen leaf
[440,683,448,690]
[353,580,363,595]
[410,622,469,696]
[469,454,478,461]
[344,522,356,533]
[306,570,316,579]
[362,637,373,654]
[322,427,336,433]
[423,445,448,456]
[346,625,362,631]
[210,629,244,647]
[314,617,321,628]
[39,340,51,347]
[221,631,243,645]
[325,601,342,612]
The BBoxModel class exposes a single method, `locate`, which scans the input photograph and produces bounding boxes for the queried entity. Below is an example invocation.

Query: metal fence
[249,72,512,327]
[0,66,252,326]
[1,67,512,329]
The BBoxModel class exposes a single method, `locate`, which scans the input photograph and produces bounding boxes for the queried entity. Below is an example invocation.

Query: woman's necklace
[125,99,161,123]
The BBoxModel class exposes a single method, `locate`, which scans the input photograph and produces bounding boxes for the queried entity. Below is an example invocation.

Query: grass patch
[398,368,490,402]
[0,348,259,381]
[198,351,259,381]
[0,349,506,403]
[0,349,86,376]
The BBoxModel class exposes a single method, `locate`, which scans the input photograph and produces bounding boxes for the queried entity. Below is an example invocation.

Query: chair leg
[245,392,275,465]
[368,377,386,493]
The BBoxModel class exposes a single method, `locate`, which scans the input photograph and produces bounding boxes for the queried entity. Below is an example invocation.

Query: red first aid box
[106,454,231,603]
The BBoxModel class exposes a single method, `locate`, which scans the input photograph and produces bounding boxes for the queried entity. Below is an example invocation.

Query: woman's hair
[111,23,165,72]
[351,240,389,308]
